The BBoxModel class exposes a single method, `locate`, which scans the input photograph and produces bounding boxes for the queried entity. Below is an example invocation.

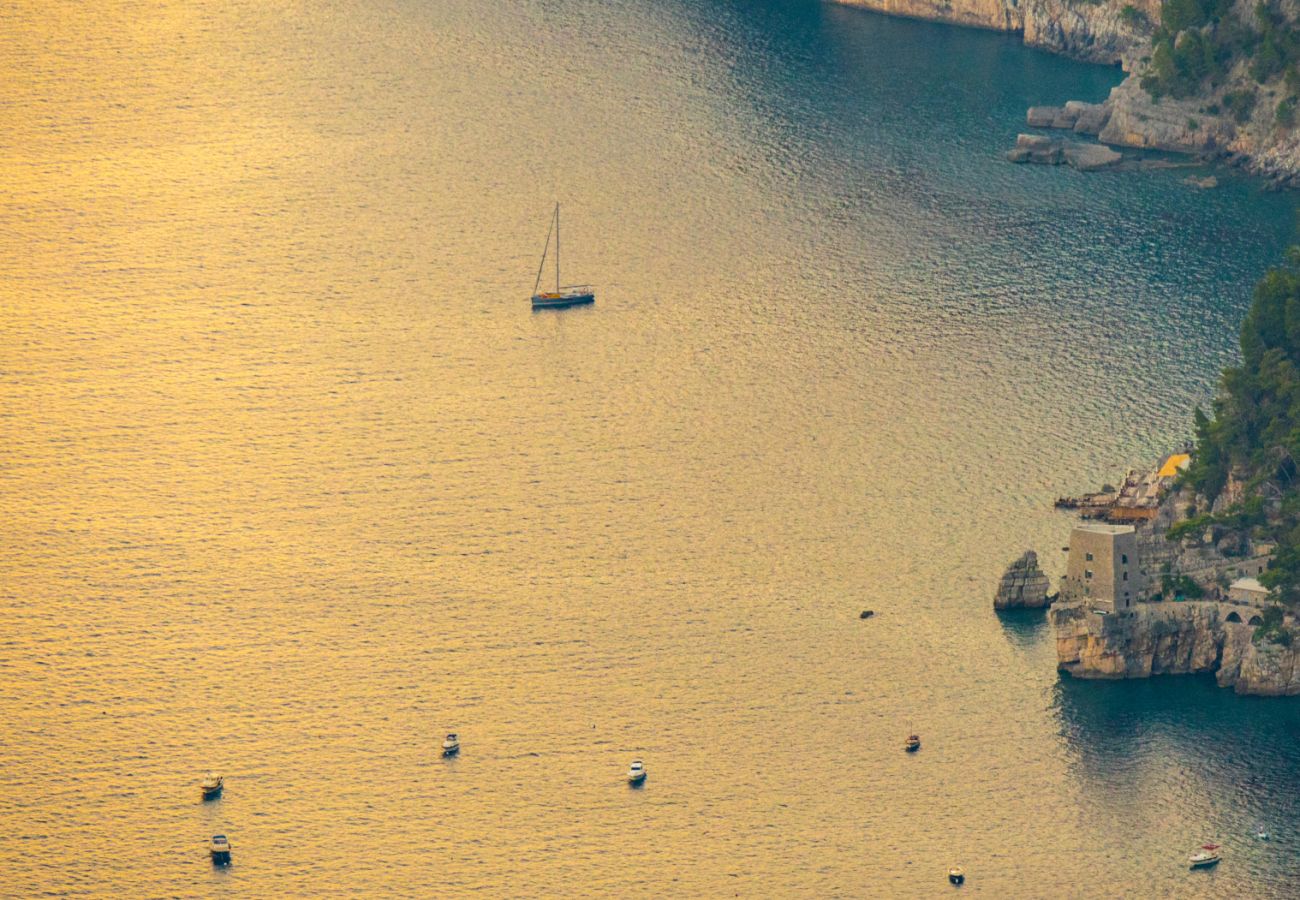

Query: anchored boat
[905,734,921,753]
[530,203,594,310]
[627,759,647,786]
[1189,844,1220,868]
[948,865,965,885]
[200,773,223,800]
[442,733,460,757]
[209,834,232,865]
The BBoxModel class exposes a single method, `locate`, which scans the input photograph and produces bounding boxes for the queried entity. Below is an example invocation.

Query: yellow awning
[1158,454,1191,478]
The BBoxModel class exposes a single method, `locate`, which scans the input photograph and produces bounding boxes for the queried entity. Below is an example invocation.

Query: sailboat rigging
[530,203,595,309]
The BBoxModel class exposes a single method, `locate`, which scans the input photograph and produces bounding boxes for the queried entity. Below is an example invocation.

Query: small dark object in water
[948,866,965,885]
[905,734,921,752]
[859,610,874,619]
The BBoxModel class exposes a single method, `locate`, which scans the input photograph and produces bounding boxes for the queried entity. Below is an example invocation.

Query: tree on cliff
[1185,248,1300,603]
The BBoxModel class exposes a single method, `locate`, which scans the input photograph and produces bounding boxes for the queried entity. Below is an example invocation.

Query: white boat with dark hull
[200,773,223,800]
[209,834,232,865]
[441,733,460,757]
[1189,844,1221,868]
[627,759,647,786]
[948,866,965,885]
[530,203,595,310]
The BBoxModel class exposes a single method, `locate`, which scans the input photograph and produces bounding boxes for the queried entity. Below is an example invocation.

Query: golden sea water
[4,0,1300,896]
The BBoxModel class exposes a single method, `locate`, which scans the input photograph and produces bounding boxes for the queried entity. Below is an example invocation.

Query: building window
[1086,552,1094,562]
[1085,570,1093,580]
[1121,554,1128,564]
[1123,572,1128,581]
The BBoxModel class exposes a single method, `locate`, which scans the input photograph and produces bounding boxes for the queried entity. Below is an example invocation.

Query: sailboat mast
[533,206,555,296]
[555,203,561,292]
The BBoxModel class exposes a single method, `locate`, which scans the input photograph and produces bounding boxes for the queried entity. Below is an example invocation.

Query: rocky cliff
[833,0,1300,182]
[1053,600,1300,695]
[832,0,1157,65]
[1096,49,1300,185]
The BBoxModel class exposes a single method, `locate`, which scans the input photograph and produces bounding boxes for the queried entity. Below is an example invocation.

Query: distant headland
[997,250,1300,695]
[833,0,1300,186]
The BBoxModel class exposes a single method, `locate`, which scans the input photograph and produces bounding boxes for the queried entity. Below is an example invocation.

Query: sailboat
[530,203,595,310]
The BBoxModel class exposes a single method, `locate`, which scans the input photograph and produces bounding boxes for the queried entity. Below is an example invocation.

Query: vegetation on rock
[1140,0,1300,117]
[1182,249,1300,603]
[1252,604,1293,644]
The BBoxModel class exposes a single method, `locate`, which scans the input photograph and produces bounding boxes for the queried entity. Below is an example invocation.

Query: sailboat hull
[531,289,594,309]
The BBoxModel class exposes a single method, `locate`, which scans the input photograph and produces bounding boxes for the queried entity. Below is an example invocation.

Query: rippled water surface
[5,0,1300,896]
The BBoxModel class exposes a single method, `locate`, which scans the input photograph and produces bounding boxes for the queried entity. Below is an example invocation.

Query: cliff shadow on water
[1053,676,1300,848]
[995,605,1052,651]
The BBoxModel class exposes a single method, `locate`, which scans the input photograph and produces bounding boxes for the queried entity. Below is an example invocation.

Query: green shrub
[1168,513,1215,541]
[1121,4,1149,27]
[1277,96,1297,127]
[1225,88,1258,123]
[1160,0,1230,35]
[1161,571,1206,599]
[1253,605,1293,645]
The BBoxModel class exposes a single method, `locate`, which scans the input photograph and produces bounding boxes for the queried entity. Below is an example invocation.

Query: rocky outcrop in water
[994,550,1053,608]
[1052,600,1300,695]
[1007,134,1122,170]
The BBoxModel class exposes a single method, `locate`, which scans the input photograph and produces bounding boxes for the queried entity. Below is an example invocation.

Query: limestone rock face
[1052,601,1300,695]
[994,550,1053,609]
[1021,0,1159,65]
[832,0,1157,65]
[1068,101,1111,135]
[1230,639,1300,695]
[1098,75,1231,154]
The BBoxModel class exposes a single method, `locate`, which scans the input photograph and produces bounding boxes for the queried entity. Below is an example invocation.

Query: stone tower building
[1062,523,1143,613]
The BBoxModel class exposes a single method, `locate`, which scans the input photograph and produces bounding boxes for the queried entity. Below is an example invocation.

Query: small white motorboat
[627,759,647,786]
[905,734,921,753]
[1189,844,1220,868]
[948,865,965,885]
[441,733,460,757]
[200,773,223,800]
[1254,825,1269,840]
[209,834,232,865]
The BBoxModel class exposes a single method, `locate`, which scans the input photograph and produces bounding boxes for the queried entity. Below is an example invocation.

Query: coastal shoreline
[1053,599,1300,696]
[830,0,1153,66]
[1020,449,1300,696]
[831,0,1300,186]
